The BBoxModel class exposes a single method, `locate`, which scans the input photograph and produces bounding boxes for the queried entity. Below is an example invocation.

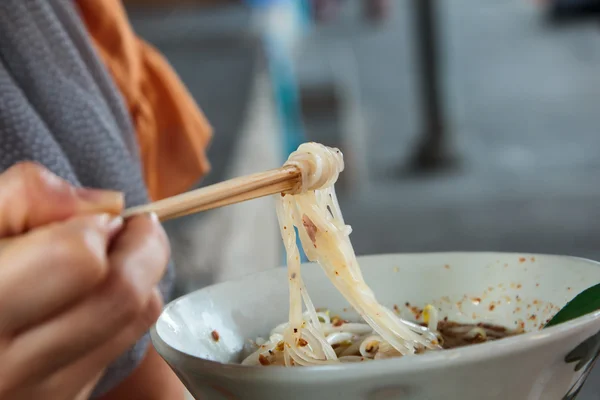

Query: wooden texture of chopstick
[123,165,301,221]
[0,165,301,252]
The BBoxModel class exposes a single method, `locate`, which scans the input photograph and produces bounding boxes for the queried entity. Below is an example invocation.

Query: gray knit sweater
[0,0,174,397]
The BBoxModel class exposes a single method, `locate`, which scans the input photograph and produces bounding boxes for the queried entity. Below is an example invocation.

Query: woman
[0,0,211,398]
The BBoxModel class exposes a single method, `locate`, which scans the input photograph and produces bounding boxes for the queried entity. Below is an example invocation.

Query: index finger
[0,162,124,237]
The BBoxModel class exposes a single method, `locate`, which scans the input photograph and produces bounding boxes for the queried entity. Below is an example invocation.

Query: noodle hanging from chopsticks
[242,143,440,366]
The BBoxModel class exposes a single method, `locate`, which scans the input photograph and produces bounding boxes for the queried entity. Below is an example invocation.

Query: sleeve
[77,0,213,201]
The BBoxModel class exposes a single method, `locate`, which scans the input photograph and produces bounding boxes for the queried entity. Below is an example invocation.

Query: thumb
[0,162,124,237]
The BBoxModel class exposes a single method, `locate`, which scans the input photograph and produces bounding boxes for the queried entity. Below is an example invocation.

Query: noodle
[241,311,523,366]
[242,143,440,366]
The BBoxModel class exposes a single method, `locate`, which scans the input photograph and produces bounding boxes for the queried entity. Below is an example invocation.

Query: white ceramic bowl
[151,252,600,400]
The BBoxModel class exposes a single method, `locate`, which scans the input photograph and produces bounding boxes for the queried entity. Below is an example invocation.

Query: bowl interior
[154,252,600,364]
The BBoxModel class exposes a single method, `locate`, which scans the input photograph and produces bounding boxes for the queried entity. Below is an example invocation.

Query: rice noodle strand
[242,143,440,366]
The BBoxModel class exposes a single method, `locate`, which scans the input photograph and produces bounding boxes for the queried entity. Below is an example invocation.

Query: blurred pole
[251,0,311,263]
[253,0,310,158]
[408,0,456,172]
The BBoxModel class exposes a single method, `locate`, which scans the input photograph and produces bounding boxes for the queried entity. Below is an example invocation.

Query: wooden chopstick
[123,164,301,221]
[0,165,301,252]
[164,178,296,221]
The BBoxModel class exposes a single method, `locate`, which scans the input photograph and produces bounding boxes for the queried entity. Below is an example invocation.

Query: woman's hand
[0,163,171,400]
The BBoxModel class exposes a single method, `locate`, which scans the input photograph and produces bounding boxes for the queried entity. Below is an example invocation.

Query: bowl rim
[151,251,600,379]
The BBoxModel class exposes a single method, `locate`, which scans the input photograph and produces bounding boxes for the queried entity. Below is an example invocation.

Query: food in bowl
[271,143,439,367]
[241,308,524,366]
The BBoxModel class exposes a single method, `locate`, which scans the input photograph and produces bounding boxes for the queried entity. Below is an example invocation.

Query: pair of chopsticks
[124,165,301,221]
[0,165,301,250]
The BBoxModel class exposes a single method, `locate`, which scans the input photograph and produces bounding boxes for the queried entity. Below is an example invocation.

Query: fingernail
[75,187,124,211]
[107,216,124,238]
[145,212,168,249]
[94,214,124,237]
[146,212,160,224]
[40,168,71,193]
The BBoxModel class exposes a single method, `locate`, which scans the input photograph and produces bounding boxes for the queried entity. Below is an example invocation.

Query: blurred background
[125,0,600,396]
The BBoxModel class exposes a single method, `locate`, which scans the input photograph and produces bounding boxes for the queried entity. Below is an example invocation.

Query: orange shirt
[77,0,212,201]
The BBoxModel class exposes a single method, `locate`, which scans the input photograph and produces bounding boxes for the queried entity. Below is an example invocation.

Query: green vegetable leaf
[544,283,600,329]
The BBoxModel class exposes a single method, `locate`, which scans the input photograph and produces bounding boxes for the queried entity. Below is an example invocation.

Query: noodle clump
[242,143,441,366]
